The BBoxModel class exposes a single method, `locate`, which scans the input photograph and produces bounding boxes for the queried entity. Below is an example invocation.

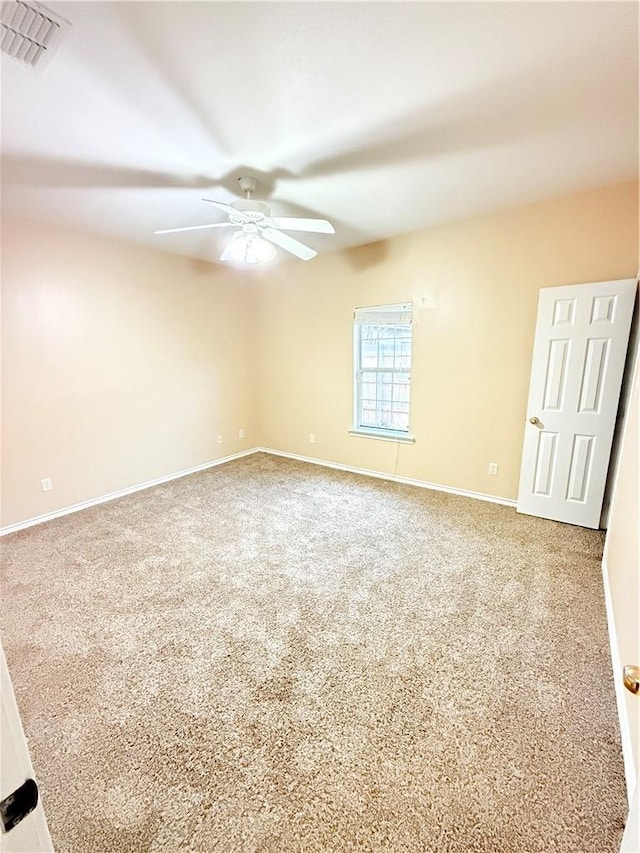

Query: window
[352,303,413,440]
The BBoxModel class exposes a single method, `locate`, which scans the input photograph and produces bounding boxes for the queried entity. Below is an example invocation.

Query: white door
[0,646,53,852]
[517,278,636,528]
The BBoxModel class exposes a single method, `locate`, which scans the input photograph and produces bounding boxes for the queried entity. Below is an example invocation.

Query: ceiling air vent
[1,0,68,67]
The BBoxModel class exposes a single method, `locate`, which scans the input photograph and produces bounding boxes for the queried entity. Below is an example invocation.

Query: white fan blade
[262,228,317,260]
[154,222,235,235]
[202,198,248,219]
[269,217,335,234]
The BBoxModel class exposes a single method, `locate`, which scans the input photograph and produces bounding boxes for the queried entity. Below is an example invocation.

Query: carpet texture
[0,453,627,852]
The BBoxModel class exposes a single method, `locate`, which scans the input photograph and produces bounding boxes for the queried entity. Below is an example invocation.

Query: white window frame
[349,302,415,443]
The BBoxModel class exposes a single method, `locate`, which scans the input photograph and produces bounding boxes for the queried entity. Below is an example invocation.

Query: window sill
[348,428,415,444]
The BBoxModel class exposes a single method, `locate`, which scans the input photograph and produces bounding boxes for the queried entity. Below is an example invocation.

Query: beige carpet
[0,453,627,852]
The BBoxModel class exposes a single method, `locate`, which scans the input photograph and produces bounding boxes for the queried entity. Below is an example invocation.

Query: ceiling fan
[154,175,335,264]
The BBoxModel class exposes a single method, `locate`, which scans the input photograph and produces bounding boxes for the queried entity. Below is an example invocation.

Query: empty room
[0,2,638,851]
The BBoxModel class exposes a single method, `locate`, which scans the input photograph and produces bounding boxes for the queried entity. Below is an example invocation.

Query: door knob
[623,665,640,694]
[529,416,540,425]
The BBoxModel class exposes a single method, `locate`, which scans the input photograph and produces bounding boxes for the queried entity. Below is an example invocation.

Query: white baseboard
[256,447,518,508]
[0,445,517,537]
[601,555,636,805]
[0,448,260,537]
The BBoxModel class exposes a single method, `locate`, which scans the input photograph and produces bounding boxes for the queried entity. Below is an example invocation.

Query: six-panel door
[517,279,636,528]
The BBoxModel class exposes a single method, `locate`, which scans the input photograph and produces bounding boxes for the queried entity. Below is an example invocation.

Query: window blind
[353,303,413,326]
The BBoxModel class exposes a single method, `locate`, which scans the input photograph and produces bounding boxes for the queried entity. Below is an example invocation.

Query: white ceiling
[1,1,638,264]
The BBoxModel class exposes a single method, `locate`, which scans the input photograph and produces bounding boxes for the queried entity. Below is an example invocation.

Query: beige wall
[604,337,639,786]
[256,181,639,500]
[1,216,257,527]
[1,181,637,528]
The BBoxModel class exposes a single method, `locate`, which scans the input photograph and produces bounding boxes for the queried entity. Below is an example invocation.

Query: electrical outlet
[488,463,498,476]
[238,428,245,439]
[41,477,53,492]
[217,435,223,444]
[309,433,316,444]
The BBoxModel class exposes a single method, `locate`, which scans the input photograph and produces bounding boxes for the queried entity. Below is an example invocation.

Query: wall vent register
[0,0,68,66]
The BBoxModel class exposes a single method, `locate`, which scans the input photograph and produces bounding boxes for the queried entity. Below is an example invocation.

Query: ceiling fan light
[224,231,250,263]
[223,231,275,265]
[245,235,276,264]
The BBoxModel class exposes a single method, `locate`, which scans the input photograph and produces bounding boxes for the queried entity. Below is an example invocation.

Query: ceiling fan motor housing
[230,199,270,225]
